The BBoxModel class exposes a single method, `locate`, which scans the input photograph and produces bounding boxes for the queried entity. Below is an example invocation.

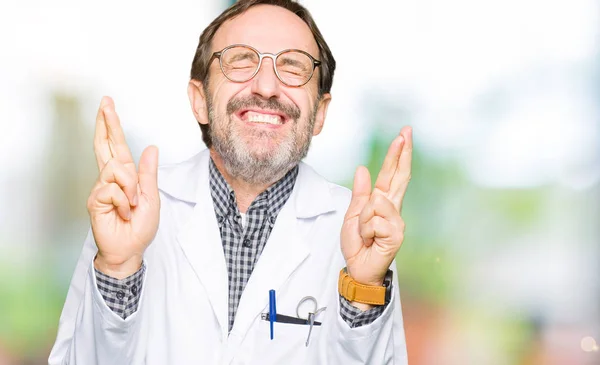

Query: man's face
[191,5,331,184]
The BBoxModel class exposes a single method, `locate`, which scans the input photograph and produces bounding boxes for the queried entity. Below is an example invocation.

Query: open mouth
[236,109,288,126]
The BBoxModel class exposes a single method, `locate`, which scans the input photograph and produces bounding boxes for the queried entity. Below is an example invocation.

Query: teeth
[247,112,282,125]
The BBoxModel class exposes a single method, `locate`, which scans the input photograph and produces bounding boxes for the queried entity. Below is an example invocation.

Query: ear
[312,93,331,136]
[187,79,209,125]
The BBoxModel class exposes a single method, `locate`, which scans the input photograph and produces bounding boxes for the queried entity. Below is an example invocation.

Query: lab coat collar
[158,149,336,219]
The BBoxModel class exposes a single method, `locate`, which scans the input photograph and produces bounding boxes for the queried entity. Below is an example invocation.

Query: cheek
[285,89,315,119]
[208,77,244,113]
[303,80,320,104]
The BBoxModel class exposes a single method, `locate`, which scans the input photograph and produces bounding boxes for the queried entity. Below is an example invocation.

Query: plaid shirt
[95,159,386,329]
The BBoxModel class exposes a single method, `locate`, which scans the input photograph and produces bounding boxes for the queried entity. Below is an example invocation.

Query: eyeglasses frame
[210,44,322,87]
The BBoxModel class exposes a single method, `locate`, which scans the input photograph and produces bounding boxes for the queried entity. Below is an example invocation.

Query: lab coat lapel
[172,151,230,338]
[231,200,309,337]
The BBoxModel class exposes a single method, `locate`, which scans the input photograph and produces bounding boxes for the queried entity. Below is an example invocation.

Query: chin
[245,148,280,163]
[243,139,282,157]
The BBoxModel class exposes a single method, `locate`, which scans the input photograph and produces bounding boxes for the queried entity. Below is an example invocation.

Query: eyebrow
[228,51,258,63]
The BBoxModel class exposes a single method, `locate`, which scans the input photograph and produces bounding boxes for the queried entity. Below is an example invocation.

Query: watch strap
[338,268,390,306]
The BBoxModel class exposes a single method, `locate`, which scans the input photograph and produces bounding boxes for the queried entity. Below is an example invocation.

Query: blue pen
[269,289,276,340]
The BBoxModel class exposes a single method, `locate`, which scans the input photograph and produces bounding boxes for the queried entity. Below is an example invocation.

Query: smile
[237,109,287,127]
[247,112,281,125]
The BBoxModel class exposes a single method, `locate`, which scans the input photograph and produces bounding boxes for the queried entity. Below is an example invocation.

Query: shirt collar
[208,158,299,219]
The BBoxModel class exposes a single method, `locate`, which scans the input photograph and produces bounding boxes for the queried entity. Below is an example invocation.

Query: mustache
[226,95,301,120]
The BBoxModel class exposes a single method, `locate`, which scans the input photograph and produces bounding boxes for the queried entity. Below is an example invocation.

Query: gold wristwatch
[338,268,393,306]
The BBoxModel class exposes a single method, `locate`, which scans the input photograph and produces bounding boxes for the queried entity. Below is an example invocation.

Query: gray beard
[207,97,316,186]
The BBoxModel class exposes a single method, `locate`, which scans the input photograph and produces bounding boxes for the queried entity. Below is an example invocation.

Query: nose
[250,56,281,100]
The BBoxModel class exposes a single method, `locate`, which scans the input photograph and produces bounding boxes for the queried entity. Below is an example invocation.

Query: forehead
[212,4,319,57]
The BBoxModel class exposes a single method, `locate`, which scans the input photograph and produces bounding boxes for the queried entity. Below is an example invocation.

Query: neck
[209,150,286,213]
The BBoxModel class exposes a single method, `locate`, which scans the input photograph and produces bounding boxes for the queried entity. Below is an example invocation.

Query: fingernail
[127,211,131,220]
[133,195,138,206]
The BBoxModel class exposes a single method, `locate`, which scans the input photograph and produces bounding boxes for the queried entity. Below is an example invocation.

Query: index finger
[390,126,413,212]
[374,134,404,193]
[102,98,136,174]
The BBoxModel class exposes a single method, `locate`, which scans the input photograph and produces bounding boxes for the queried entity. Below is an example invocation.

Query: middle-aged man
[50,0,412,364]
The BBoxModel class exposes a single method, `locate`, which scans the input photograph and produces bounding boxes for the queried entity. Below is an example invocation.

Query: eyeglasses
[211,44,322,87]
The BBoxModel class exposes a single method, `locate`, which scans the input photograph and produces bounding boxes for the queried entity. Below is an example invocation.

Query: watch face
[384,270,393,304]
[384,270,393,286]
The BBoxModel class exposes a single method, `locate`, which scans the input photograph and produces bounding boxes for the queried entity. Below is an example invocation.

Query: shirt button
[269,216,276,225]
[116,290,126,300]
[217,216,224,224]
[243,238,251,247]
[131,285,138,296]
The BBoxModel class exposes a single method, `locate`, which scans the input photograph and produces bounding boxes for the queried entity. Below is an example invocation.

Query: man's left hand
[341,126,413,294]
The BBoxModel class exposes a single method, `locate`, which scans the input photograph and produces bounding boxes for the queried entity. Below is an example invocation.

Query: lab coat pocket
[253,316,322,364]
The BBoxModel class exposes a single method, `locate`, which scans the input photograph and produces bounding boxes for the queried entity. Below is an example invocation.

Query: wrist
[346,267,385,287]
[94,254,142,279]
[344,271,383,311]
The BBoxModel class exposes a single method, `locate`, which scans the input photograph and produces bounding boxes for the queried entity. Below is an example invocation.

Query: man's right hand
[87,96,160,279]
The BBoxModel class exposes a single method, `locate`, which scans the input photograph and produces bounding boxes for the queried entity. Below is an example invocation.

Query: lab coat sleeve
[48,229,147,365]
[322,260,408,365]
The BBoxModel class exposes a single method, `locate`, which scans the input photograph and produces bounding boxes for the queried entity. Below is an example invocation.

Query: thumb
[345,166,371,220]
[138,145,159,197]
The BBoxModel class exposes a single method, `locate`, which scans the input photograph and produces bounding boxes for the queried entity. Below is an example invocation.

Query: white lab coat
[49,149,408,365]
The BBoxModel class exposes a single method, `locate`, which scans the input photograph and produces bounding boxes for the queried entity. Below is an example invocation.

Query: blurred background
[0,0,598,364]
